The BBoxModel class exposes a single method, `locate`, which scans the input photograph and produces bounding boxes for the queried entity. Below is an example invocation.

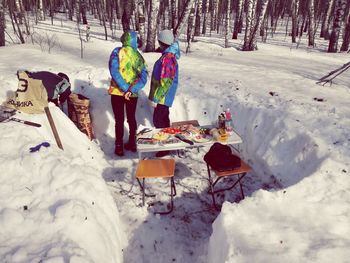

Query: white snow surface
[0,16,350,263]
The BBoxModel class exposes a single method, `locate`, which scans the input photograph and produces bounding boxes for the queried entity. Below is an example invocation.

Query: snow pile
[0,106,126,262]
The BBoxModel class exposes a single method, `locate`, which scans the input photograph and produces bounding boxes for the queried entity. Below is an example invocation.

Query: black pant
[111,95,138,145]
[153,103,170,128]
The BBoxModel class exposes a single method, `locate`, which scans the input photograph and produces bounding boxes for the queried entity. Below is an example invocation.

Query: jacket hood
[163,41,180,59]
[121,31,138,49]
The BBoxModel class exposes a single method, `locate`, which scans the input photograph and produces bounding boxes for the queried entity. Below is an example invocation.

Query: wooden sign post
[44,106,63,150]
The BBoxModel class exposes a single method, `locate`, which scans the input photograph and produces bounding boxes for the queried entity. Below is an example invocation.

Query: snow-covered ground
[0,15,349,263]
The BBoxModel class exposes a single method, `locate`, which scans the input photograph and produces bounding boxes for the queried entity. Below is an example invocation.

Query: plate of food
[152,132,170,141]
[191,134,212,143]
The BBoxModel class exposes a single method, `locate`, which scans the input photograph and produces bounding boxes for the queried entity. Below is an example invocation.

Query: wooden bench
[135,159,176,215]
[206,157,252,210]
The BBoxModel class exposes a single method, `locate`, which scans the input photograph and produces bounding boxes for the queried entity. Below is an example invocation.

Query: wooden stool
[206,158,251,210]
[136,159,176,215]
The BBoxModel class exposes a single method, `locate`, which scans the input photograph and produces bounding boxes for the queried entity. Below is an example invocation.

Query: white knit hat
[158,30,174,46]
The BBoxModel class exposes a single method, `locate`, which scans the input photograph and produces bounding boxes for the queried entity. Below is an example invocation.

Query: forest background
[0,0,350,55]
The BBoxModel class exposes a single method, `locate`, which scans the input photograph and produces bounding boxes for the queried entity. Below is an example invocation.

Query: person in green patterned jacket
[109,31,148,156]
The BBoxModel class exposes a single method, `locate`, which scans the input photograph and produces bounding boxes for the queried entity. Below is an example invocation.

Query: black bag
[204,142,241,172]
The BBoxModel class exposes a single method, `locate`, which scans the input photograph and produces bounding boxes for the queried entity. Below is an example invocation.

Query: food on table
[199,128,210,135]
[152,132,170,141]
[191,134,212,143]
[161,127,181,134]
[218,128,229,142]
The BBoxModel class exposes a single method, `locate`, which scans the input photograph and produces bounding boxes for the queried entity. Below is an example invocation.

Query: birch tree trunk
[194,0,203,36]
[39,0,45,20]
[15,0,23,24]
[81,0,88,24]
[169,0,177,29]
[210,0,218,32]
[9,0,25,43]
[174,0,196,39]
[291,0,300,43]
[201,0,208,34]
[308,0,315,47]
[242,0,257,51]
[328,0,347,52]
[138,0,146,49]
[340,4,350,51]
[97,0,108,40]
[232,0,243,39]
[121,0,133,31]
[250,0,269,50]
[76,1,84,59]
[186,4,196,53]
[67,0,74,21]
[0,2,5,46]
[224,0,230,47]
[145,0,160,52]
[320,0,334,38]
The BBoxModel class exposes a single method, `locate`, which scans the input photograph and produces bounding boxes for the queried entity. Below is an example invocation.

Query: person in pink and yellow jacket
[109,31,148,156]
[148,29,181,157]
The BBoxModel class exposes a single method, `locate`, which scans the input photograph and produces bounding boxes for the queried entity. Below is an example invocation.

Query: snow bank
[207,99,350,262]
[208,158,350,263]
[0,106,126,262]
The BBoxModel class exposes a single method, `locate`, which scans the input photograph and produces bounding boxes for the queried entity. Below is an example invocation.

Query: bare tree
[328,0,347,52]
[232,0,244,39]
[174,0,196,38]
[340,3,350,51]
[186,6,195,53]
[201,0,208,34]
[76,0,84,58]
[224,0,230,47]
[291,0,300,43]
[308,0,315,47]
[0,1,5,46]
[121,0,133,31]
[320,0,334,39]
[250,0,269,50]
[169,0,177,28]
[242,0,256,51]
[39,0,45,20]
[8,0,25,43]
[194,0,203,36]
[146,0,160,52]
[137,0,146,49]
[81,0,88,24]
[210,0,218,32]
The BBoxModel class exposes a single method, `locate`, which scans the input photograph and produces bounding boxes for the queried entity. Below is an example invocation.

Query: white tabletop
[136,127,243,154]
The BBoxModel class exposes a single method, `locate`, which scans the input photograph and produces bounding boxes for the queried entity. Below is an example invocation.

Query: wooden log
[44,106,63,150]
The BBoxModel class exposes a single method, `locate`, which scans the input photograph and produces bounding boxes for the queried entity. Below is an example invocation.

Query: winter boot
[124,142,137,152]
[124,134,137,152]
[115,144,124,156]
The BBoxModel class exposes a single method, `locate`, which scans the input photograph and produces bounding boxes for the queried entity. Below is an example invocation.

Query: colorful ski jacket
[148,41,180,107]
[108,31,148,97]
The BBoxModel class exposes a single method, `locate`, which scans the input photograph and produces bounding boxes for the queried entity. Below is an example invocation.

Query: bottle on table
[224,108,233,133]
